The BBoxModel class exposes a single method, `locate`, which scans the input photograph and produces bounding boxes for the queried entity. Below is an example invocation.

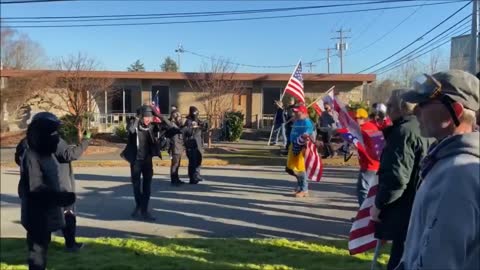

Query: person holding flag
[285,104,315,198]
[353,108,382,207]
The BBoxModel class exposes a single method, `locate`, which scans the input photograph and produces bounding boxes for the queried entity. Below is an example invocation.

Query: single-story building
[0,70,375,129]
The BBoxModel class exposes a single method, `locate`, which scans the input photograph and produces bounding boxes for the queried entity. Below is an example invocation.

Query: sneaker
[131,207,141,218]
[189,180,199,185]
[142,212,156,221]
[295,191,309,198]
[65,242,84,252]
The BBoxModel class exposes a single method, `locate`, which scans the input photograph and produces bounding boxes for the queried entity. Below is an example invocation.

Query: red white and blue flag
[152,91,161,123]
[283,61,305,103]
[322,88,385,255]
[348,176,379,255]
[296,135,323,182]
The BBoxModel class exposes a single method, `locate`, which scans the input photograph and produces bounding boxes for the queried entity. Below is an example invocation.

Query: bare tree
[44,53,114,142]
[427,50,447,74]
[187,58,244,147]
[366,78,399,104]
[395,58,420,88]
[0,72,55,129]
[1,27,46,70]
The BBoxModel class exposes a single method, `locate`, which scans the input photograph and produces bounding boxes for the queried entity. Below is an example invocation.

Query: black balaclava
[188,106,199,121]
[27,112,61,155]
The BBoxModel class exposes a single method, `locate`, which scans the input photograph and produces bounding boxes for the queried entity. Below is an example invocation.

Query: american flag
[325,88,385,255]
[348,176,379,255]
[284,62,305,103]
[312,98,324,115]
[296,135,323,182]
[311,86,335,115]
[152,91,161,123]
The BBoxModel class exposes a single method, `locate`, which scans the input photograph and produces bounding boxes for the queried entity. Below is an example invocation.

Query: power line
[3,1,464,28]
[356,0,471,73]
[377,28,471,75]
[0,0,76,4]
[183,48,328,69]
[372,16,471,73]
[347,2,425,56]
[1,0,414,19]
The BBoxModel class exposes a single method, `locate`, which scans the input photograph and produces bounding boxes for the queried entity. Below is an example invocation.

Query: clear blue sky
[1,0,473,74]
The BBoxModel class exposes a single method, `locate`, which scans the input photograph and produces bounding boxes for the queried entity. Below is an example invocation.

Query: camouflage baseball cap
[403,69,479,111]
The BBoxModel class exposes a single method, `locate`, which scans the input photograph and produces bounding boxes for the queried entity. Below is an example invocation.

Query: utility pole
[332,28,350,74]
[470,0,479,74]
[307,62,317,73]
[175,44,184,71]
[322,48,335,74]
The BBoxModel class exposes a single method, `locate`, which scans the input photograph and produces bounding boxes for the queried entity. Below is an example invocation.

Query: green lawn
[1,237,388,270]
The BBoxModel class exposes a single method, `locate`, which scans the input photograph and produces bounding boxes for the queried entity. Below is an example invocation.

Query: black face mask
[27,119,60,155]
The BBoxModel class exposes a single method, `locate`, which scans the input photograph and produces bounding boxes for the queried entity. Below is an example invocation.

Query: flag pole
[306,86,335,108]
[370,239,382,270]
[267,60,302,146]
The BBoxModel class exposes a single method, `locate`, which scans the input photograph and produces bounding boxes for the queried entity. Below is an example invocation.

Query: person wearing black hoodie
[15,131,90,252]
[167,109,186,186]
[183,106,207,184]
[121,105,171,221]
[18,112,75,270]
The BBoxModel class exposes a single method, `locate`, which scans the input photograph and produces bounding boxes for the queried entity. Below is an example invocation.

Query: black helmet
[31,112,61,126]
[189,106,199,115]
[139,105,153,117]
[27,112,61,154]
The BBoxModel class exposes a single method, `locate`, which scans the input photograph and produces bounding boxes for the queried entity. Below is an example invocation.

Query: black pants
[186,148,202,182]
[130,159,153,213]
[388,235,406,270]
[170,154,181,182]
[321,131,334,157]
[62,209,77,248]
[27,230,51,270]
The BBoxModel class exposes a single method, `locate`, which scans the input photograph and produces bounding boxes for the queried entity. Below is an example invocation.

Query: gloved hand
[83,130,92,140]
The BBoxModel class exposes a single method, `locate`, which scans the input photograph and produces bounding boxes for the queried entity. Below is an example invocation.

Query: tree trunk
[207,130,212,149]
[76,122,83,143]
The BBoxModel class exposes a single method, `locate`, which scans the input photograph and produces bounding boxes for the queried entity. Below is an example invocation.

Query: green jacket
[375,115,431,240]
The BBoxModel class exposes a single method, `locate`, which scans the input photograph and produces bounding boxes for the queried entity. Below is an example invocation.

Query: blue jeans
[296,171,308,192]
[274,123,287,145]
[357,170,376,206]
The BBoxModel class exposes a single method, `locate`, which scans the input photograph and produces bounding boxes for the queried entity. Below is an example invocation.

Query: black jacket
[19,150,75,232]
[166,118,185,155]
[121,117,172,163]
[375,115,431,240]
[183,117,205,152]
[16,138,90,194]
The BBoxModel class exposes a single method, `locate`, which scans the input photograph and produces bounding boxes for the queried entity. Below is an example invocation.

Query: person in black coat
[15,134,90,252]
[284,97,295,151]
[121,105,166,221]
[167,110,185,186]
[183,106,207,184]
[18,112,75,270]
[370,89,431,270]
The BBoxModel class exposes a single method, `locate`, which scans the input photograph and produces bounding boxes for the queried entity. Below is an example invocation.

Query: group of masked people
[121,104,207,221]
[13,104,208,269]
[353,70,479,270]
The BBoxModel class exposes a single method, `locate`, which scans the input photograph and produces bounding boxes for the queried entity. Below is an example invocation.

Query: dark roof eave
[0,69,376,82]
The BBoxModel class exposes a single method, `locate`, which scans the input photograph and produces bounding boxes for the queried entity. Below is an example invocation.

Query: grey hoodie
[398,132,480,270]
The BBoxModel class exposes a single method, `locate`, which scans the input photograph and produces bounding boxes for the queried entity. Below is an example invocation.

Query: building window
[151,86,170,114]
[111,88,132,113]
[262,87,282,115]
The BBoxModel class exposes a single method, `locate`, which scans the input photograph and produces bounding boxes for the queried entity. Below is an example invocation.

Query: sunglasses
[413,73,443,99]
